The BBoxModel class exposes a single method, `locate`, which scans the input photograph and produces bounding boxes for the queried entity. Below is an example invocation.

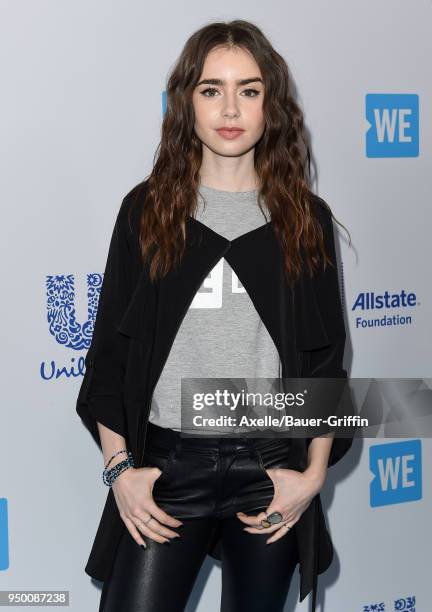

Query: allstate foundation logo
[370,440,422,507]
[352,289,419,329]
[40,273,102,381]
[365,93,419,157]
[362,593,416,611]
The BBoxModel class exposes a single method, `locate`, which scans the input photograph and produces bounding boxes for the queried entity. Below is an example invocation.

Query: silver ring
[142,515,153,525]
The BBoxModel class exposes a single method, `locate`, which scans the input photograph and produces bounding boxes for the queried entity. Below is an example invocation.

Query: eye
[200,87,219,97]
[242,88,261,97]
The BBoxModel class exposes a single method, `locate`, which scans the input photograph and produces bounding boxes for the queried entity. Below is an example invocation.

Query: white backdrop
[1,1,430,610]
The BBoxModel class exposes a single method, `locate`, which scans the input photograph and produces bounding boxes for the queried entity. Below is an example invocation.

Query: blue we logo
[370,440,422,507]
[0,498,9,571]
[365,94,419,157]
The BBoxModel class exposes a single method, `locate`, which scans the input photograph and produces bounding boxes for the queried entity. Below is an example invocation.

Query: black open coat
[76,180,354,611]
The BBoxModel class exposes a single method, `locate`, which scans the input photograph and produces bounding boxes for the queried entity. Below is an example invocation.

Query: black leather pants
[100,422,300,611]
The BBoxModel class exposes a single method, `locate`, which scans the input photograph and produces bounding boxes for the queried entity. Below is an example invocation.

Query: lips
[216,128,245,140]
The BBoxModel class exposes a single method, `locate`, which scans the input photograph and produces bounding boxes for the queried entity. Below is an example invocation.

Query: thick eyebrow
[195,77,263,87]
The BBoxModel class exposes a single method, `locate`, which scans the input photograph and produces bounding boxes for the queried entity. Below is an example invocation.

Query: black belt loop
[245,437,257,460]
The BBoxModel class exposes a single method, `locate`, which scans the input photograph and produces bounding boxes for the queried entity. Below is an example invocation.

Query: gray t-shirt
[149,184,281,431]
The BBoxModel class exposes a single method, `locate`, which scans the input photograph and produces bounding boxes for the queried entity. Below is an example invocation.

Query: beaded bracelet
[103,453,134,487]
[103,451,135,487]
[103,459,132,486]
[104,449,129,470]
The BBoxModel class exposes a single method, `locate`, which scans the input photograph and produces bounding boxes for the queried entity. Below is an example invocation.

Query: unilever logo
[362,594,416,611]
[369,440,422,507]
[40,273,103,381]
[365,93,419,157]
[352,290,419,329]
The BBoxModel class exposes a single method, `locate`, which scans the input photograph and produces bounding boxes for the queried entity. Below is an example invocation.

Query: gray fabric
[149,184,281,432]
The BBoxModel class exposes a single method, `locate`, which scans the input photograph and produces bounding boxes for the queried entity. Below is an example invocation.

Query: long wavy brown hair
[128,19,350,286]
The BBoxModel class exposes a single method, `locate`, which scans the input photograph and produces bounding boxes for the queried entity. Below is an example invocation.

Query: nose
[222,92,240,118]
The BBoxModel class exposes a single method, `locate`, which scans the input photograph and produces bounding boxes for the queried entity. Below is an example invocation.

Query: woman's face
[192,46,265,158]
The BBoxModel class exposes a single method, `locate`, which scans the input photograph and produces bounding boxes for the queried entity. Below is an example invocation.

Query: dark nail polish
[140,544,146,549]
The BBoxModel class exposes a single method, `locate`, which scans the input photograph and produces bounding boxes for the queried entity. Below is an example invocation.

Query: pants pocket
[143,446,177,486]
[255,441,293,483]
[254,448,275,491]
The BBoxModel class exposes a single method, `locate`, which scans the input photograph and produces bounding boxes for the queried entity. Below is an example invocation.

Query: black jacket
[76,179,354,611]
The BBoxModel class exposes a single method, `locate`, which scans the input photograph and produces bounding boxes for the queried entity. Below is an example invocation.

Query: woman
[76,19,354,612]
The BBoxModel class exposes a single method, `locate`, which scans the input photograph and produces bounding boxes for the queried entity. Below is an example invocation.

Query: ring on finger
[140,514,153,526]
[260,511,283,529]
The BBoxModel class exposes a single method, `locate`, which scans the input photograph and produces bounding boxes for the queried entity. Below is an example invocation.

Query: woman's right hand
[111,466,183,547]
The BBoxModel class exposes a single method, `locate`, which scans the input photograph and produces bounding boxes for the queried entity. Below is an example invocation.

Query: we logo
[365,93,419,157]
[369,440,422,507]
[0,498,9,571]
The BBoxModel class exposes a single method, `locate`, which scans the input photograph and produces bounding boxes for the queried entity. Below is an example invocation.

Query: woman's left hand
[236,467,326,544]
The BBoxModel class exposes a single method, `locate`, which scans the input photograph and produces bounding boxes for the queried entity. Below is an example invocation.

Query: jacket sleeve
[306,198,355,468]
[75,196,133,450]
